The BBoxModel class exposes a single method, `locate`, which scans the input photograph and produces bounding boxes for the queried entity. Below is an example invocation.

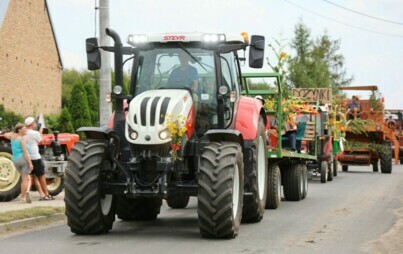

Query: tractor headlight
[130,131,138,140]
[159,129,170,140]
[127,34,147,45]
[203,34,226,43]
[219,85,229,95]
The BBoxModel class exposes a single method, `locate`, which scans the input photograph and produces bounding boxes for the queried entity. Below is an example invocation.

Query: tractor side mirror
[86,37,101,70]
[249,35,265,68]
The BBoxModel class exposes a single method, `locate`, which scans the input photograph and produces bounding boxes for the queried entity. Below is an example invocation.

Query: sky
[47,0,403,109]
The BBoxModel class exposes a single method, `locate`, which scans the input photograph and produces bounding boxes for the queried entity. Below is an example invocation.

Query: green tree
[69,82,92,132]
[287,21,352,91]
[0,105,23,131]
[59,107,75,133]
[84,82,99,126]
[62,69,98,108]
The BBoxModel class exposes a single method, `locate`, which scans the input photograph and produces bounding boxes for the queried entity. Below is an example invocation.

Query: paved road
[1,165,402,254]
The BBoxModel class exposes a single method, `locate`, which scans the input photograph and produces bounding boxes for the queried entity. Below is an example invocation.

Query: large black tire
[283,163,303,201]
[320,161,328,183]
[242,119,267,222]
[0,147,21,202]
[372,160,379,172]
[64,140,116,235]
[47,176,64,196]
[380,141,392,174]
[265,164,281,209]
[342,165,348,172]
[166,194,190,209]
[301,164,308,200]
[198,142,244,239]
[116,196,162,220]
[400,155,403,165]
[327,162,333,181]
[333,160,338,177]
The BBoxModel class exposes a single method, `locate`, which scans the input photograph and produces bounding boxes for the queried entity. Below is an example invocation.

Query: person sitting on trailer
[347,95,361,119]
[283,112,298,152]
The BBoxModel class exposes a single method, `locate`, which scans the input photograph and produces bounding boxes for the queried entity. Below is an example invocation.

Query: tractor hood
[125,89,193,145]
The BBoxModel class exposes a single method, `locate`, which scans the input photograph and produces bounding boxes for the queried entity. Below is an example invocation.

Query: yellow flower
[279,52,288,60]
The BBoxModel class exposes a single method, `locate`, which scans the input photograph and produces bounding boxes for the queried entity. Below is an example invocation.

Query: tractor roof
[127,32,246,46]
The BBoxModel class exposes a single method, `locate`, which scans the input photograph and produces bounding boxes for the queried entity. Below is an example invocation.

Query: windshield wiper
[177,42,208,72]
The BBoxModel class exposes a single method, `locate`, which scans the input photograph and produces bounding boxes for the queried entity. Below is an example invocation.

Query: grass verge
[0,206,65,223]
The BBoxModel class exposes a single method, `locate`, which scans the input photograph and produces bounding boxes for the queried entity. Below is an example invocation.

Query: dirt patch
[365,197,403,254]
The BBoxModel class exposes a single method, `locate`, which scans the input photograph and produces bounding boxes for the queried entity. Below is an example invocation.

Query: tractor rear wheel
[198,142,244,239]
[64,140,115,234]
[320,161,328,183]
[265,164,281,209]
[0,148,21,202]
[283,163,303,201]
[380,141,392,174]
[342,165,348,172]
[116,196,162,220]
[242,118,267,222]
[166,194,190,209]
[47,176,64,196]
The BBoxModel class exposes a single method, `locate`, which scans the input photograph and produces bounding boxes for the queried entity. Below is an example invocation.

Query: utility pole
[98,0,111,127]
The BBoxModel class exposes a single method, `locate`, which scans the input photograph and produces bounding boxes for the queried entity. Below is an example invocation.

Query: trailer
[242,73,330,209]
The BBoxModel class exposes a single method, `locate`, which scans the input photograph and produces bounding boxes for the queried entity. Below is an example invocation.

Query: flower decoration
[164,114,188,162]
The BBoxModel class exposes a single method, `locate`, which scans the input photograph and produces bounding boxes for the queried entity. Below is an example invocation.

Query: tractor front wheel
[0,148,21,202]
[47,176,64,196]
[380,141,392,174]
[198,142,244,239]
[342,165,348,172]
[64,140,115,234]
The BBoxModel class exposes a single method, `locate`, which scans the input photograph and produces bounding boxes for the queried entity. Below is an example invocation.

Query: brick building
[0,0,62,116]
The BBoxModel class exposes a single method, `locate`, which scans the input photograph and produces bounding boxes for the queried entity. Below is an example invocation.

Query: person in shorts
[24,117,54,200]
[0,123,33,203]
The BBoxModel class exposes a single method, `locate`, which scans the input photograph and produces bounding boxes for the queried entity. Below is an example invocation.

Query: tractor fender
[77,127,120,143]
[204,129,244,148]
[235,97,264,141]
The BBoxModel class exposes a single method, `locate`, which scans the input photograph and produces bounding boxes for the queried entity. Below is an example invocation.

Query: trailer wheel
[333,160,338,176]
[342,165,348,172]
[64,140,115,234]
[283,163,303,201]
[327,162,333,181]
[265,164,281,209]
[0,148,21,202]
[198,142,244,239]
[242,118,267,222]
[380,141,392,174]
[47,176,64,196]
[116,196,162,220]
[372,160,379,172]
[301,164,308,199]
[320,161,328,183]
[166,194,190,209]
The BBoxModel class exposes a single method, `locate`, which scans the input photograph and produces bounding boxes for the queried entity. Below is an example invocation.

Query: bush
[0,105,24,131]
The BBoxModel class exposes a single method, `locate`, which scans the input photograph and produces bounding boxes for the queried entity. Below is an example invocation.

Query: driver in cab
[168,51,199,105]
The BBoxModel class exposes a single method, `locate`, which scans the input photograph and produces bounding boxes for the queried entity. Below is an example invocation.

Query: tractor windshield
[133,46,222,132]
[134,47,215,96]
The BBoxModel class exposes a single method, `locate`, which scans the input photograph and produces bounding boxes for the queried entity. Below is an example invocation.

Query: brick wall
[0,0,62,117]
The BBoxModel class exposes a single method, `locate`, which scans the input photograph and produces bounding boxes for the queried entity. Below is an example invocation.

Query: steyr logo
[164,35,185,41]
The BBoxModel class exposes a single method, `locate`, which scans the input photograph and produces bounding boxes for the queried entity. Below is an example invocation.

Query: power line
[282,0,403,39]
[323,0,403,26]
